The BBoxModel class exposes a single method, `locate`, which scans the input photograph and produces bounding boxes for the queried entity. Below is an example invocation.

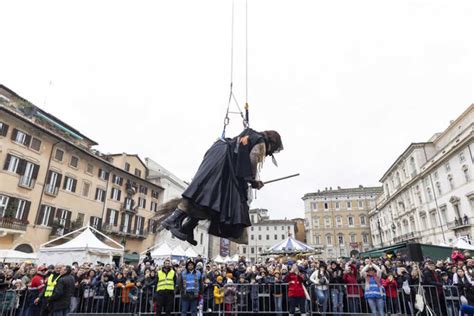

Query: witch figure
[160,129,283,245]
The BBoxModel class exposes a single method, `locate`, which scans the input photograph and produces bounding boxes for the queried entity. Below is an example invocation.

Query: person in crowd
[155,259,176,316]
[214,275,225,315]
[284,264,307,316]
[343,259,362,313]
[423,259,445,316]
[361,261,384,316]
[178,259,202,316]
[310,262,330,314]
[24,266,46,316]
[224,279,236,316]
[382,272,398,314]
[48,265,75,316]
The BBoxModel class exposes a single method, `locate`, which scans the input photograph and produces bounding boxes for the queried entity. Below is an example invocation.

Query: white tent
[38,226,124,265]
[150,243,173,258]
[213,255,226,263]
[454,238,474,250]
[184,247,199,258]
[172,245,186,257]
[0,249,38,263]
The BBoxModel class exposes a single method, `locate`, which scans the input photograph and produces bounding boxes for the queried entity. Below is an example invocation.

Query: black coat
[183,128,265,239]
[49,274,75,311]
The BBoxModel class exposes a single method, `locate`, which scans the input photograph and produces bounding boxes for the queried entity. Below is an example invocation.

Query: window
[98,169,109,181]
[311,202,317,210]
[258,247,262,252]
[358,200,363,209]
[250,227,254,231]
[82,182,90,197]
[281,234,285,239]
[30,138,41,151]
[463,166,471,182]
[335,202,340,210]
[37,205,55,226]
[63,177,77,193]
[3,154,20,173]
[56,208,71,227]
[326,235,332,245]
[336,216,342,227]
[347,201,352,209]
[124,198,134,210]
[324,202,328,210]
[111,188,122,201]
[258,235,262,240]
[139,197,146,209]
[0,122,9,136]
[258,226,261,231]
[445,163,451,172]
[266,235,270,240]
[11,129,30,146]
[151,190,160,199]
[112,175,123,185]
[347,216,354,227]
[251,235,254,240]
[0,195,10,217]
[70,156,79,168]
[315,235,321,245]
[427,187,433,201]
[420,215,427,229]
[362,234,369,244]
[150,201,158,212]
[76,213,85,227]
[448,175,455,190]
[440,206,448,225]
[460,152,466,163]
[95,188,106,202]
[135,168,142,177]
[313,218,320,227]
[125,162,130,172]
[360,215,366,226]
[436,182,442,195]
[19,161,39,188]
[121,214,130,233]
[251,247,255,254]
[87,163,94,174]
[430,211,437,227]
[324,217,331,228]
[135,216,144,235]
[139,185,148,194]
[266,226,269,231]
[90,216,102,230]
[45,170,62,195]
[55,149,64,161]
[350,234,356,242]
[434,171,439,179]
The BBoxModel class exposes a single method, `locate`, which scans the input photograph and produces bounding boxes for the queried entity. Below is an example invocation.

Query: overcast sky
[1,0,473,219]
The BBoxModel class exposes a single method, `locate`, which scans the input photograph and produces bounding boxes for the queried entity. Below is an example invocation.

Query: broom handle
[263,173,300,185]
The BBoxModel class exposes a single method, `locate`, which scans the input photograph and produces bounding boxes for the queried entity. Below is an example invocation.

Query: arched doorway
[350,249,359,258]
[15,244,34,253]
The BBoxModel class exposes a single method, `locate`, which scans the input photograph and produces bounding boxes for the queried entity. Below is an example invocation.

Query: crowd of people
[2,249,474,315]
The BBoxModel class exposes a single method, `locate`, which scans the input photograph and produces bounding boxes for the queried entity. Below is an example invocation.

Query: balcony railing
[393,231,419,243]
[0,217,28,232]
[18,176,35,189]
[122,202,137,213]
[448,217,470,230]
[102,223,121,235]
[44,184,59,196]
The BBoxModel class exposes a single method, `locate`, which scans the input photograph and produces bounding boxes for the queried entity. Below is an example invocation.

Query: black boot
[161,208,186,231]
[170,216,199,245]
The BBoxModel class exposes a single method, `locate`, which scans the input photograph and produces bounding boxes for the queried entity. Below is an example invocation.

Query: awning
[359,244,406,258]
[124,253,140,263]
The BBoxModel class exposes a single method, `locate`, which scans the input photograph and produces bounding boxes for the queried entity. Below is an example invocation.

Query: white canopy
[184,247,199,258]
[38,226,124,265]
[0,249,38,263]
[150,243,173,258]
[213,255,226,263]
[171,245,186,257]
[454,238,474,250]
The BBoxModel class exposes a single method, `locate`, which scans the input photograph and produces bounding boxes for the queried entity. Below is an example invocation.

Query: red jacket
[382,278,398,298]
[342,265,363,297]
[284,272,305,298]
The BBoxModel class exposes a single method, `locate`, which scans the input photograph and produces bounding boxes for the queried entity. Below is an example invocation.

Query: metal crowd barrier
[0,282,464,315]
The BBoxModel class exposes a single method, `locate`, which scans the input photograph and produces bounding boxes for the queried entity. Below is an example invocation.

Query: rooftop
[302,186,383,199]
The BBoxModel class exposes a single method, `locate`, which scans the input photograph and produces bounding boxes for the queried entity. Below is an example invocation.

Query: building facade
[303,186,382,258]
[237,209,297,263]
[369,104,474,248]
[0,85,164,256]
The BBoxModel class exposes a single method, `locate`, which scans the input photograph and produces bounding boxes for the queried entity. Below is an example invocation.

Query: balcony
[102,223,122,235]
[0,217,27,235]
[448,217,471,231]
[44,184,59,196]
[122,202,137,213]
[18,176,35,189]
[393,231,419,243]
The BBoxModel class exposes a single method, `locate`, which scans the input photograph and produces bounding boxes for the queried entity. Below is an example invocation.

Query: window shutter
[72,179,77,192]
[63,177,68,190]
[128,215,133,233]
[110,188,114,199]
[106,209,111,224]
[98,168,102,177]
[36,205,45,225]
[55,174,62,188]
[143,199,146,209]
[101,190,105,202]
[112,174,116,183]
[24,134,31,146]
[140,217,144,235]
[48,208,56,227]
[0,123,8,136]
[97,217,102,229]
[16,159,27,175]
[46,170,52,184]
[22,201,31,222]
[105,172,109,181]
[113,211,119,226]
[90,216,95,226]
[120,213,125,231]
[55,209,62,220]
[32,164,40,180]
[117,190,121,201]
[95,188,99,200]
[11,128,18,141]
[3,154,11,170]
[133,216,138,234]
[119,177,123,186]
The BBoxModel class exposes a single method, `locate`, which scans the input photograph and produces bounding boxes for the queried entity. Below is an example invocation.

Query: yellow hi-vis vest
[44,274,61,297]
[157,269,175,291]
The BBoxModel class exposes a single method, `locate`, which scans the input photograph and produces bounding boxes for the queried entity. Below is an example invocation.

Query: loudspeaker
[407,243,423,262]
